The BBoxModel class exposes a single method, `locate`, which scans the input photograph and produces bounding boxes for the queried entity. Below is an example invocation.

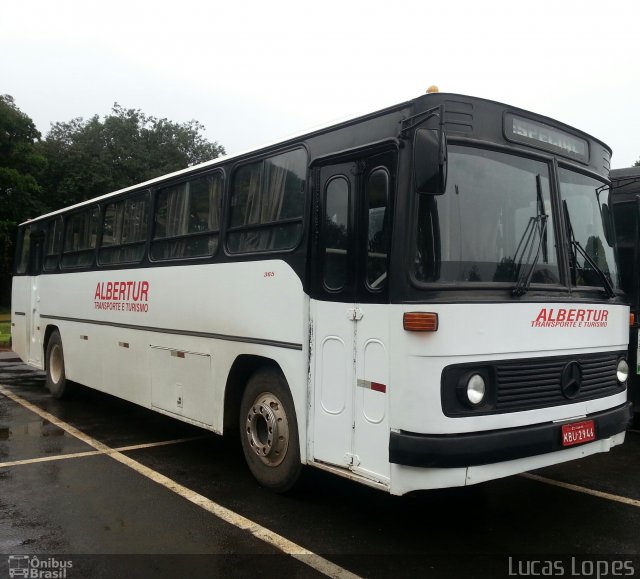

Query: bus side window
[61,207,100,269]
[365,168,390,290]
[151,174,222,261]
[100,193,149,265]
[28,232,44,276]
[44,217,63,271]
[15,226,32,274]
[323,176,350,291]
[612,201,636,295]
[227,148,307,254]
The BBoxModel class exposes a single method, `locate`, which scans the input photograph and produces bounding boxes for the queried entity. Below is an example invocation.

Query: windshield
[559,168,620,290]
[414,146,560,284]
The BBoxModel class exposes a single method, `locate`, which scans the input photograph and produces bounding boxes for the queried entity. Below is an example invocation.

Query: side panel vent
[444,100,473,134]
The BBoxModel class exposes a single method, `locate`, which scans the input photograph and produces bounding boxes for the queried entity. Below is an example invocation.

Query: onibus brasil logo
[8,555,72,578]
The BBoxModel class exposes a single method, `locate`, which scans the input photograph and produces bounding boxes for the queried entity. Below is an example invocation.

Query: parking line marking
[114,435,212,452]
[0,436,212,469]
[521,473,640,508]
[0,449,104,468]
[0,385,360,579]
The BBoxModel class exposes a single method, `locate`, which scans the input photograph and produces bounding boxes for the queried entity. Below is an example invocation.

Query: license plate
[561,420,595,447]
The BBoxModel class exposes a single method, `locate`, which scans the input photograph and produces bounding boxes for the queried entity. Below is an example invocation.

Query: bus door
[26,231,44,366]
[310,151,394,483]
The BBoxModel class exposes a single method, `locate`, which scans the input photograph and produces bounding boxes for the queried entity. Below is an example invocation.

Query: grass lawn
[0,308,10,349]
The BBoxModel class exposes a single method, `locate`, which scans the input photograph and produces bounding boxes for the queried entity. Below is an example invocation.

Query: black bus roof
[611,166,640,179]
[610,166,640,201]
[21,92,612,226]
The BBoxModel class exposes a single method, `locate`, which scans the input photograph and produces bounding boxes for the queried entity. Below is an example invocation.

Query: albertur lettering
[94,281,149,302]
[93,281,150,313]
[530,308,608,328]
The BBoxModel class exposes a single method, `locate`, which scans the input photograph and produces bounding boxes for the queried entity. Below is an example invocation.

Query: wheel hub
[49,344,63,384]
[245,392,289,467]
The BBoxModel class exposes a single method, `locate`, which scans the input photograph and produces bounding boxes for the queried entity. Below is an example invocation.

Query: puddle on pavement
[0,420,66,441]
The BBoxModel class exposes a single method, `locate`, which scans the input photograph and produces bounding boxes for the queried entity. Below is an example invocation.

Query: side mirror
[414,128,447,195]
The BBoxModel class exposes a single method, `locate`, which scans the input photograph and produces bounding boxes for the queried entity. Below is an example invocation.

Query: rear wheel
[239,368,301,492]
[45,331,72,399]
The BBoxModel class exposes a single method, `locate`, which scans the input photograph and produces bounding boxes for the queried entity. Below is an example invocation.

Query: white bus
[11,93,633,495]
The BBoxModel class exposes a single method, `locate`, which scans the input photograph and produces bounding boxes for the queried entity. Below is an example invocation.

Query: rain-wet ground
[1,350,639,579]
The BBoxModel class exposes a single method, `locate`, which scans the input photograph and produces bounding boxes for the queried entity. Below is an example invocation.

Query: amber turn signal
[403,312,438,332]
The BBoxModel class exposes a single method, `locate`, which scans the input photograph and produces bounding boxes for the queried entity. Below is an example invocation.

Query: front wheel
[45,330,72,399]
[239,368,302,492]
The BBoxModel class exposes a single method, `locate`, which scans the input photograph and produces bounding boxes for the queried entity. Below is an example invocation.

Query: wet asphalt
[0,351,639,579]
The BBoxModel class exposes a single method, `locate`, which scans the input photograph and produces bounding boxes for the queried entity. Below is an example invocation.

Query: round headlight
[617,358,629,383]
[467,374,486,405]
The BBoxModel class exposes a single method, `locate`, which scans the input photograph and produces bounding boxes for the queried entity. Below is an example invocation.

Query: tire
[239,367,302,492]
[45,331,72,399]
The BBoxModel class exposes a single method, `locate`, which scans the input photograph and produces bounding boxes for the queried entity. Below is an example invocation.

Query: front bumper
[389,402,633,468]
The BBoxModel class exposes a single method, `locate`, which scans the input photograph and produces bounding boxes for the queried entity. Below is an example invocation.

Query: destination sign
[504,113,589,162]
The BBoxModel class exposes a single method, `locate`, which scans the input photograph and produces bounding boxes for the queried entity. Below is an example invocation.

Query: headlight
[617,358,629,384]
[466,373,486,405]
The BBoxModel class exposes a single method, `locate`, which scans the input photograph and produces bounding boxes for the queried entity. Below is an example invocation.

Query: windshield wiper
[512,175,548,297]
[536,174,548,264]
[562,200,615,298]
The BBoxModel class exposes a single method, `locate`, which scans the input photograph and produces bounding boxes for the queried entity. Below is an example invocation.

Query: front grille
[441,352,626,416]
[495,353,623,411]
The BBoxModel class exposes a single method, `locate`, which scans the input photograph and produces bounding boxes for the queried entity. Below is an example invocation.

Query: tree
[39,103,225,209]
[634,158,639,167]
[0,95,47,305]
[0,100,225,307]
[0,95,47,221]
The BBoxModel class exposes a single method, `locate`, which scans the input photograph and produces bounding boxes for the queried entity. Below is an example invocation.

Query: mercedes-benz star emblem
[561,361,582,399]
